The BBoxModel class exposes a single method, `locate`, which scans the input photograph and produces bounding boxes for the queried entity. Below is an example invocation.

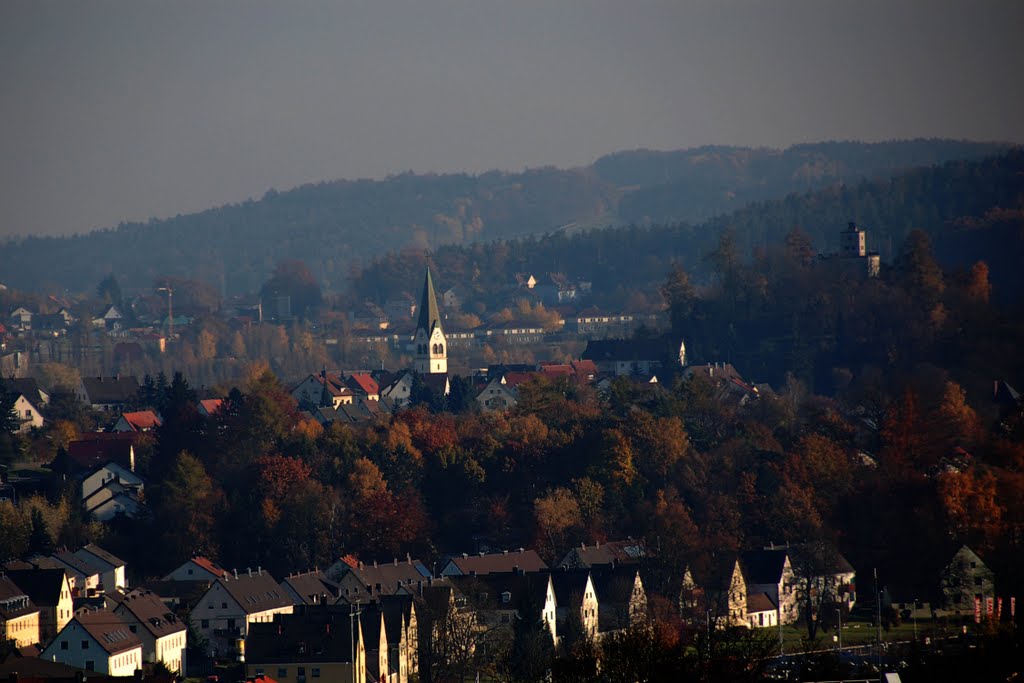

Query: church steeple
[417,267,443,337]
[414,267,447,374]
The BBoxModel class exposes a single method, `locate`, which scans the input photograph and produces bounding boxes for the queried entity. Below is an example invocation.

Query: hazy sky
[1,1,1022,238]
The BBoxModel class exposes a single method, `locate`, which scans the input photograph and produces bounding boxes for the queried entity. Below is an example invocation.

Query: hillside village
[2,219,1024,681]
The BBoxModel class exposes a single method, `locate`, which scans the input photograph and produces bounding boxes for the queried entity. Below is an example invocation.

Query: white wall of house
[42,621,142,676]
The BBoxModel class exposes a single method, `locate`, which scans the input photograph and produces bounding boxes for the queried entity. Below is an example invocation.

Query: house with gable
[76,376,140,412]
[281,570,338,606]
[378,595,418,683]
[190,568,294,658]
[740,547,798,625]
[449,572,558,646]
[291,371,354,410]
[9,306,33,331]
[549,570,599,640]
[325,556,432,603]
[198,398,224,417]
[940,545,995,616]
[9,390,45,433]
[47,551,103,596]
[346,372,380,401]
[588,566,647,632]
[74,545,128,592]
[3,567,73,643]
[62,433,138,474]
[359,608,391,683]
[475,374,520,413]
[112,589,187,674]
[680,557,747,628]
[582,336,685,377]
[558,539,647,570]
[440,549,548,577]
[163,556,229,582]
[379,370,415,407]
[41,609,143,676]
[0,575,40,648]
[245,605,366,683]
[81,461,145,522]
[112,410,162,433]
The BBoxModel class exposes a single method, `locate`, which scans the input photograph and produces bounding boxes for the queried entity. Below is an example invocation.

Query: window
[312,668,320,678]
[60,641,68,650]
[82,640,90,650]
[227,618,236,628]
[278,668,288,678]
[85,661,95,671]
[201,619,209,628]
[221,602,228,609]
[129,625,137,633]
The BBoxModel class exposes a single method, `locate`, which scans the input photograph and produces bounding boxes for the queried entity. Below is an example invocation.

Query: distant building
[839,222,881,278]
[413,268,447,375]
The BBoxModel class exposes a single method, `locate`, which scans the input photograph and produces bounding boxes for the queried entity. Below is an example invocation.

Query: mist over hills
[354,148,1024,308]
[0,139,1010,295]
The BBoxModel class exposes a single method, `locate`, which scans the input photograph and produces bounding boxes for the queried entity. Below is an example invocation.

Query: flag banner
[975,596,981,624]
[1012,596,1016,618]
[997,597,1003,620]
[986,596,994,618]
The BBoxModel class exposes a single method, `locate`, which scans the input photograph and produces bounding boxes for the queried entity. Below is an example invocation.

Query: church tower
[413,267,447,374]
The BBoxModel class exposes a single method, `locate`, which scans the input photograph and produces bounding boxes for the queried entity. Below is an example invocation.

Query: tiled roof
[115,589,186,638]
[448,573,551,612]
[52,550,103,579]
[190,556,228,579]
[0,576,37,620]
[346,373,379,396]
[739,548,789,585]
[80,376,140,405]
[119,410,162,430]
[283,571,338,605]
[72,609,142,655]
[217,570,292,615]
[198,398,224,415]
[559,540,647,569]
[77,544,126,570]
[746,592,777,614]
[446,549,547,576]
[245,605,360,665]
[341,558,431,597]
[549,570,591,607]
[3,568,68,607]
[65,433,139,471]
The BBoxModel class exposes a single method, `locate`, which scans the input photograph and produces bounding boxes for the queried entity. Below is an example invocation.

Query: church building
[413,268,447,375]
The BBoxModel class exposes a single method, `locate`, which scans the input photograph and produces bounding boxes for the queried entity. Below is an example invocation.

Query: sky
[1,1,1022,239]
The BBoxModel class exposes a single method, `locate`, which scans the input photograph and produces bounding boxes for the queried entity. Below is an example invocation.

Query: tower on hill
[413,268,447,374]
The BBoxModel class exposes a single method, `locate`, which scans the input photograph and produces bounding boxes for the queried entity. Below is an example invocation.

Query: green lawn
[771,616,974,653]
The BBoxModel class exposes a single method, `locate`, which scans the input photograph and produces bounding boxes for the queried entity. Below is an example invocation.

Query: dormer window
[501,591,511,604]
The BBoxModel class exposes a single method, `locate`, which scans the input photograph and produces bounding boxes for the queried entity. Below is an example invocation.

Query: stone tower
[413,268,447,374]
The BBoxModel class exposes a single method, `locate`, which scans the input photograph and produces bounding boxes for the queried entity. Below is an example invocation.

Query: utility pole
[875,568,882,682]
[350,600,362,683]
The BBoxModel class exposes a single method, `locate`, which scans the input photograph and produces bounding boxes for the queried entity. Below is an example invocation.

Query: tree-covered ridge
[353,148,1024,308]
[0,139,1009,295]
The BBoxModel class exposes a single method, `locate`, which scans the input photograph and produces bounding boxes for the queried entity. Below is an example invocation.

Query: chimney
[373,560,378,568]
[394,558,398,566]
[248,567,252,577]
[258,566,262,575]
[234,568,238,579]
[512,565,519,575]
[503,550,508,555]
[407,553,412,564]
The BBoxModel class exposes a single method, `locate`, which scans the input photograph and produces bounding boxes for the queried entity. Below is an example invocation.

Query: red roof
[66,433,139,471]
[347,373,379,396]
[540,364,573,377]
[502,372,539,388]
[120,410,162,431]
[191,556,228,578]
[199,398,224,415]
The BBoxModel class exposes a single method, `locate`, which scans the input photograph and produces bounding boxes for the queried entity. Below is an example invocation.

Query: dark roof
[448,573,551,613]
[136,580,211,610]
[3,568,67,607]
[52,550,103,578]
[245,605,360,665]
[283,571,338,605]
[80,376,139,405]
[559,540,647,569]
[216,570,292,615]
[739,548,789,585]
[746,592,777,614]
[77,544,126,570]
[587,566,642,606]
[549,570,591,608]
[416,268,443,336]
[0,576,37,620]
[446,549,547,576]
[340,558,431,597]
[114,589,186,638]
[787,543,855,576]
[65,433,138,471]
[70,609,143,655]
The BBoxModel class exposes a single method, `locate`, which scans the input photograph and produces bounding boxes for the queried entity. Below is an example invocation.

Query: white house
[163,556,229,582]
[11,392,45,433]
[113,589,188,675]
[74,545,128,591]
[190,569,294,658]
[41,609,143,676]
[82,462,144,505]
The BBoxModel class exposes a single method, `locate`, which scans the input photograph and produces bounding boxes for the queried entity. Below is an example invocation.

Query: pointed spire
[417,267,442,336]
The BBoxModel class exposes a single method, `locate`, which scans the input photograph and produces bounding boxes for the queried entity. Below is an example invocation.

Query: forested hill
[0,139,1010,295]
[354,148,1024,306]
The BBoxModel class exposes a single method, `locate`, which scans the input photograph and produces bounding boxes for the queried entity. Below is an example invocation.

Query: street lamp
[836,606,842,651]
[913,599,918,642]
